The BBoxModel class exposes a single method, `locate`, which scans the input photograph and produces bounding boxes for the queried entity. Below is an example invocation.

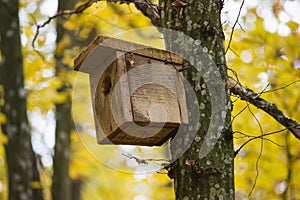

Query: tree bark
[159,0,235,199]
[51,0,77,199]
[0,0,43,199]
[71,179,82,200]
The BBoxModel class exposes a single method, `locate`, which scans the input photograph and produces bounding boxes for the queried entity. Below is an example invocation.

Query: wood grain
[74,35,182,71]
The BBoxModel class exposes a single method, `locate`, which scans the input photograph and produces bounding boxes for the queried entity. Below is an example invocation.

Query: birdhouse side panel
[95,62,118,134]
[90,54,133,143]
[175,73,189,124]
[113,52,134,124]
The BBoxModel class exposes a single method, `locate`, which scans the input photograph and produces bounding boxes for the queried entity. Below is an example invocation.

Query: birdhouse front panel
[124,53,182,124]
[74,36,188,146]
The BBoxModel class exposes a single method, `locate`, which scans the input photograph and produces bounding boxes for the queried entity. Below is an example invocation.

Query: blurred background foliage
[0,0,299,199]
[224,0,300,199]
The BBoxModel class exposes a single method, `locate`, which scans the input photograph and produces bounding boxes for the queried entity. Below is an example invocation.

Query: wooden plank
[89,53,123,143]
[89,70,106,143]
[74,35,183,72]
[112,51,133,125]
[74,36,111,71]
[125,53,181,124]
[99,122,176,146]
[175,73,189,124]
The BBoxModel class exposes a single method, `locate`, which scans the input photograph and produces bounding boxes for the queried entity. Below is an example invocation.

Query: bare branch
[120,0,160,26]
[32,0,160,51]
[122,153,170,166]
[234,132,284,149]
[228,77,300,140]
[225,0,245,54]
[234,128,287,157]
[32,0,98,50]
[247,105,263,197]
[262,80,300,94]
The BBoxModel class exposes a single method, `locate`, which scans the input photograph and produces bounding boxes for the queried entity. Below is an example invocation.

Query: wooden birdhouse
[74,36,188,146]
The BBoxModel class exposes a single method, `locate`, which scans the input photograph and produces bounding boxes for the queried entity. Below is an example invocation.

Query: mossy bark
[158,0,234,199]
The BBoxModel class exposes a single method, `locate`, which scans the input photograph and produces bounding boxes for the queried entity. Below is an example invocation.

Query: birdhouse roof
[74,35,182,74]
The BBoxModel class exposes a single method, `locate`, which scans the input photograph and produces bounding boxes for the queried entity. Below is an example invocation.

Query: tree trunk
[0,0,43,199]
[159,0,235,199]
[71,179,82,200]
[51,0,77,199]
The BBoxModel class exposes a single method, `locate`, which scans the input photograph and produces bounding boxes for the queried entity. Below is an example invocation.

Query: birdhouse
[74,36,188,146]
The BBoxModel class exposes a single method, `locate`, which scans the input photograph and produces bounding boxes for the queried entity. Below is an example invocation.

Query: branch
[122,153,169,166]
[32,0,160,51]
[122,0,160,26]
[234,129,286,157]
[225,0,245,54]
[32,0,98,50]
[228,77,300,140]
[262,80,300,94]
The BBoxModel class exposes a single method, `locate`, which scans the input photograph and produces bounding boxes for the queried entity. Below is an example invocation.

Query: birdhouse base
[97,122,179,146]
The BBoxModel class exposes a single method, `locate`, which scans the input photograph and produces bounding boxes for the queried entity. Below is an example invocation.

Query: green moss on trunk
[158,0,234,199]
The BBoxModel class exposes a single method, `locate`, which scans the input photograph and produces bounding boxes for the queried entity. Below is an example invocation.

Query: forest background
[0,0,300,199]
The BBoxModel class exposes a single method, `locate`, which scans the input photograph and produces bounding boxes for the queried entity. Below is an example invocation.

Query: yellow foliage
[0,131,8,145]
[48,77,63,89]
[89,1,107,15]
[226,7,300,199]
[18,0,300,199]
[55,35,71,56]
[37,34,46,46]
[30,181,43,189]
[23,26,33,38]
[63,16,78,31]
[70,132,93,179]
[0,113,6,124]
[286,21,299,32]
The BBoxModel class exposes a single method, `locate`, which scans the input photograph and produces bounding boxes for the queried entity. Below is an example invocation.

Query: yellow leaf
[55,35,70,56]
[30,181,43,189]
[24,26,33,38]
[55,91,69,103]
[90,1,107,15]
[0,131,8,144]
[63,20,78,31]
[286,21,299,32]
[0,113,6,124]
[48,77,63,89]
[37,34,46,46]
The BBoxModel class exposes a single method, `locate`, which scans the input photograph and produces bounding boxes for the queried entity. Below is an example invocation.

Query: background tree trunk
[159,0,235,199]
[51,0,77,199]
[0,0,43,199]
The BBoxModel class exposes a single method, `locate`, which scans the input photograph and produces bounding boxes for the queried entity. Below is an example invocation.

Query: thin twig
[225,0,245,54]
[231,102,249,123]
[248,105,264,197]
[122,153,170,166]
[262,80,300,94]
[228,47,240,56]
[228,76,300,140]
[234,128,287,157]
[233,130,285,148]
[32,0,98,51]
[32,0,160,51]
[263,138,284,148]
